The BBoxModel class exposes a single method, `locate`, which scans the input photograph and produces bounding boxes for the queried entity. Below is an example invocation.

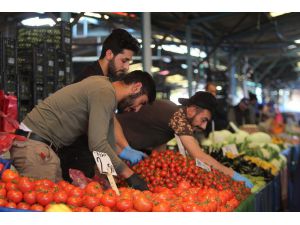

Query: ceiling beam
[190,13,232,25]
[257,58,280,82]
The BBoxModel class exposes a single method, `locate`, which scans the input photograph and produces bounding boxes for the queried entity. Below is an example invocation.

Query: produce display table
[235,194,255,212]
[286,144,300,211]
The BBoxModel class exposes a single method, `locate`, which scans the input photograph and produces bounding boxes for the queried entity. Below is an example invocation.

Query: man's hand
[126,173,149,191]
[232,171,254,189]
[119,146,147,165]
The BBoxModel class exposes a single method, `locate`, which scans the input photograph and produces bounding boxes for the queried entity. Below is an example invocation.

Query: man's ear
[186,106,197,118]
[131,82,142,94]
[105,49,114,60]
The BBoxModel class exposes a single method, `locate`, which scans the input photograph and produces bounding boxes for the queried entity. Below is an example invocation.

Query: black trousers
[57,135,95,182]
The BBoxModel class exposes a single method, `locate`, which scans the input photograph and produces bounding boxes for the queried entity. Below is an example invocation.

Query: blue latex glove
[119,146,147,165]
[232,171,254,189]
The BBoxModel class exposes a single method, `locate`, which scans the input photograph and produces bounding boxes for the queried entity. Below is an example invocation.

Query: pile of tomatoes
[132,150,250,201]
[0,167,245,212]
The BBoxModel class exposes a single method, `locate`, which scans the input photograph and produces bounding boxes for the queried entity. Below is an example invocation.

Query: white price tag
[222,144,239,157]
[8,57,15,64]
[175,134,187,157]
[48,60,54,67]
[195,159,211,172]
[65,37,71,44]
[59,70,64,76]
[93,151,117,176]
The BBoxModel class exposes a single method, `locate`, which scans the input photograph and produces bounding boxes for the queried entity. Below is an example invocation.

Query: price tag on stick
[93,151,120,195]
[195,159,211,172]
[222,144,239,157]
[175,134,187,157]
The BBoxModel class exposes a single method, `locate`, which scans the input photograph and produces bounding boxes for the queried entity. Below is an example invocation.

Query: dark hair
[121,70,156,103]
[100,29,140,59]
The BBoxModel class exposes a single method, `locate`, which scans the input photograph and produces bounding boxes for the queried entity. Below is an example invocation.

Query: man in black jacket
[59,29,149,190]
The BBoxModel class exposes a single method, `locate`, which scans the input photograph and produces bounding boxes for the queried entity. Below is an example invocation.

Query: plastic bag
[0,133,27,155]
[69,168,111,190]
[0,90,19,133]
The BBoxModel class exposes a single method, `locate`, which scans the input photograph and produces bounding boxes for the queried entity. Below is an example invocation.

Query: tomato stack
[132,150,250,201]
[0,168,248,212]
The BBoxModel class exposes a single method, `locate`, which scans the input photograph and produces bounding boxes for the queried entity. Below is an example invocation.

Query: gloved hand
[126,173,149,191]
[232,171,254,189]
[119,146,147,165]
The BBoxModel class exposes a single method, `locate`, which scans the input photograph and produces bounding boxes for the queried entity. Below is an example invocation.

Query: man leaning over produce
[117,91,253,188]
[58,28,149,182]
[11,70,156,191]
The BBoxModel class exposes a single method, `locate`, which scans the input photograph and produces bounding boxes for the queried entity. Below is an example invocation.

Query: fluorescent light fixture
[294,39,300,44]
[216,86,222,91]
[288,44,297,49]
[181,64,188,69]
[216,64,228,71]
[84,12,102,18]
[129,63,160,73]
[199,51,207,58]
[162,56,171,63]
[162,44,207,57]
[21,17,56,26]
[172,37,181,43]
[269,12,290,17]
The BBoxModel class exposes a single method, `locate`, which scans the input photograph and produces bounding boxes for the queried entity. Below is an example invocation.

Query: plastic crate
[0,157,12,176]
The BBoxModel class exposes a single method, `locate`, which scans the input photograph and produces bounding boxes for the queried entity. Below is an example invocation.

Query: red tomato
[30,204,44,211]
[93,205,111,212]
[7,190,23,203]
[100,190,116,208]
[39,179,54,188]
[0,198,8,207]
[67,196,82,207]
[5,181,18,191]
[116,199,133,212]
[5,201,17,208]
[169,204,183,212]
[152,201,170,212]
[0,163,4,172]
[72,207,91,212]
[1,169,19,183]
[23,191,37,205]
[18,177,35,193]
[17,202,31,210]
[178,180,191,190]
[133,193,153,212]
[85,181,102,195]
[36,192,53,206]
[82,195,100,210]
[63,183,75,194]
[68,187,84,197]
[0,187,7,198]
[53,190,68,203]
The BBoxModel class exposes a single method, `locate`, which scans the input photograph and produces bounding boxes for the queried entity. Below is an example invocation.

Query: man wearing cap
[227,98,251,126]
[116,91,253,188]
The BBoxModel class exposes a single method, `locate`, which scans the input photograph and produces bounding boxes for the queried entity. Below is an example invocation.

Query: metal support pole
[229,53,237,105]
[60,12,71,22]
[186,24,193,97]
[142,12,152,74]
